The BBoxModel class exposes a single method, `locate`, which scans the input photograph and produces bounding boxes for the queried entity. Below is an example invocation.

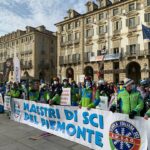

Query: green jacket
[71,87,79,104]
[9,89,20,98]
[29,90,39,102]
[117,90,144,115]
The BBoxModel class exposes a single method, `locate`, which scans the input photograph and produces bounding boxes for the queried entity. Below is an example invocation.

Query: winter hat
[124,78,134,87]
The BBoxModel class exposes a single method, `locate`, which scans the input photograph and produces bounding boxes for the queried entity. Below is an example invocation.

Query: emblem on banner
[14,101,21,119]
[109,121,141,150]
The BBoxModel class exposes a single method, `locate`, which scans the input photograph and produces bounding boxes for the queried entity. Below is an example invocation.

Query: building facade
[56,0,150,83]
[0,25,57,82]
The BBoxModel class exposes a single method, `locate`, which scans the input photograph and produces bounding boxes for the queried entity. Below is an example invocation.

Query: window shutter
[96,14,99,21]
[136,44,140,51]
[91,28,94,36]
[119,20,122,30]
[136,16,140,26]
[145,13,148,22]
[114,22,116,31]
[136,2,141,10]
[84,30,87,38]
[91,52,95,56]
[126,19,129,27]
[144,42,149,50]
[126,45,129,53]
[96,27,99,35]
[118,8,122,15]
[105,25,108,33]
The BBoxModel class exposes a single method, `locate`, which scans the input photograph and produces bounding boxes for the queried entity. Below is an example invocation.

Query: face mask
[64,82,67,85]
[85,82,91,89]
[54,81,58,85]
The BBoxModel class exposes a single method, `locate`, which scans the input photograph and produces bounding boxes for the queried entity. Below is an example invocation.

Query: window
[62,25,65,31]
[68,23,72,30]
[86,17,92,24]
[114,21,121,31]
[99,26,107,34]
[128,17,136,28]
[129,3,135,11]
[86,29,94,38]
[21,39,23,43]
[75,32,80,40]
[99,13,104,20]
[145,13,150,22]
[147,0,150,6]
[113,8,118,16]
[68,34,72,41]
[61,36,65,43]
[75,21,80,28]
[113,48,119,54]
[129,44,136,54]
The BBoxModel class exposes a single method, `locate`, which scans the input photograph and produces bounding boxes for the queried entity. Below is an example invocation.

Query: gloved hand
[129,110,137,119]
[110,105,116,113]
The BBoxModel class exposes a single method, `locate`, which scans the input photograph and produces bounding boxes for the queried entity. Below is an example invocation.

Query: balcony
[125,50,150,58]
[104,53,120,61]
[74,39,80,44]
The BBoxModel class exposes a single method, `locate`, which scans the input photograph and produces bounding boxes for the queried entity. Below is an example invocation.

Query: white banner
[60,88,71,106]
[4,96,11,111]
[13,57,21,83]
[97,96,108,110]
[11,99,148,150]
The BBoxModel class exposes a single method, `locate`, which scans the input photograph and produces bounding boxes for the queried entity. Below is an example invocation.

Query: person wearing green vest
[49,77,62,105]
[71,80,80,106]
[62,78,70,88]
[39,84,50,103]
[110,78,144,119]
[28,80,40,102]
[9,82,21,98]
[79,76,100,109]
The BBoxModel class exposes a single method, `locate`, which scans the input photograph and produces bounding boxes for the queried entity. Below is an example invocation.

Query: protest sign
[4,96,11,111]
[11,99,148,150]
[60,88,71,106]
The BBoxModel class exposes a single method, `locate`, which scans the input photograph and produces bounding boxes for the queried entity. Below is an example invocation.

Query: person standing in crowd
[39,83,50,104]
[79,76,100,109]
[49,77,62,105]
[110,78,144,119]
[28,80,40,102]
[71,80,79,106]
[8,82,21,98]
[62,78,70,88]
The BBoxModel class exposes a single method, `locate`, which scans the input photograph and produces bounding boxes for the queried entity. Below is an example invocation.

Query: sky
[0,0,100,36]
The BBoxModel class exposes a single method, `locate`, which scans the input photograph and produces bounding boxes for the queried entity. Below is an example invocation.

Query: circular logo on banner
[109,121,141,150]
[14,101,21,119]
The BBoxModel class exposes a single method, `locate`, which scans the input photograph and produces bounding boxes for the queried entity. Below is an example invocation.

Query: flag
[13,57,21,83]
[142,24,150,40]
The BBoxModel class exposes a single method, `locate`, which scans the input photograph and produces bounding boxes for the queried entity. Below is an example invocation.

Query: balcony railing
[104,53,120,60]
[125,50,150,57]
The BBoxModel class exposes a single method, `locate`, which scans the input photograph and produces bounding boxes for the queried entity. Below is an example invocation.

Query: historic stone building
[56,0,150,83]
[0,25,57,82]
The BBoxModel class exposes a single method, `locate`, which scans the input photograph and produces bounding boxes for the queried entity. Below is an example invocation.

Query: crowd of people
[0,76,150,120]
